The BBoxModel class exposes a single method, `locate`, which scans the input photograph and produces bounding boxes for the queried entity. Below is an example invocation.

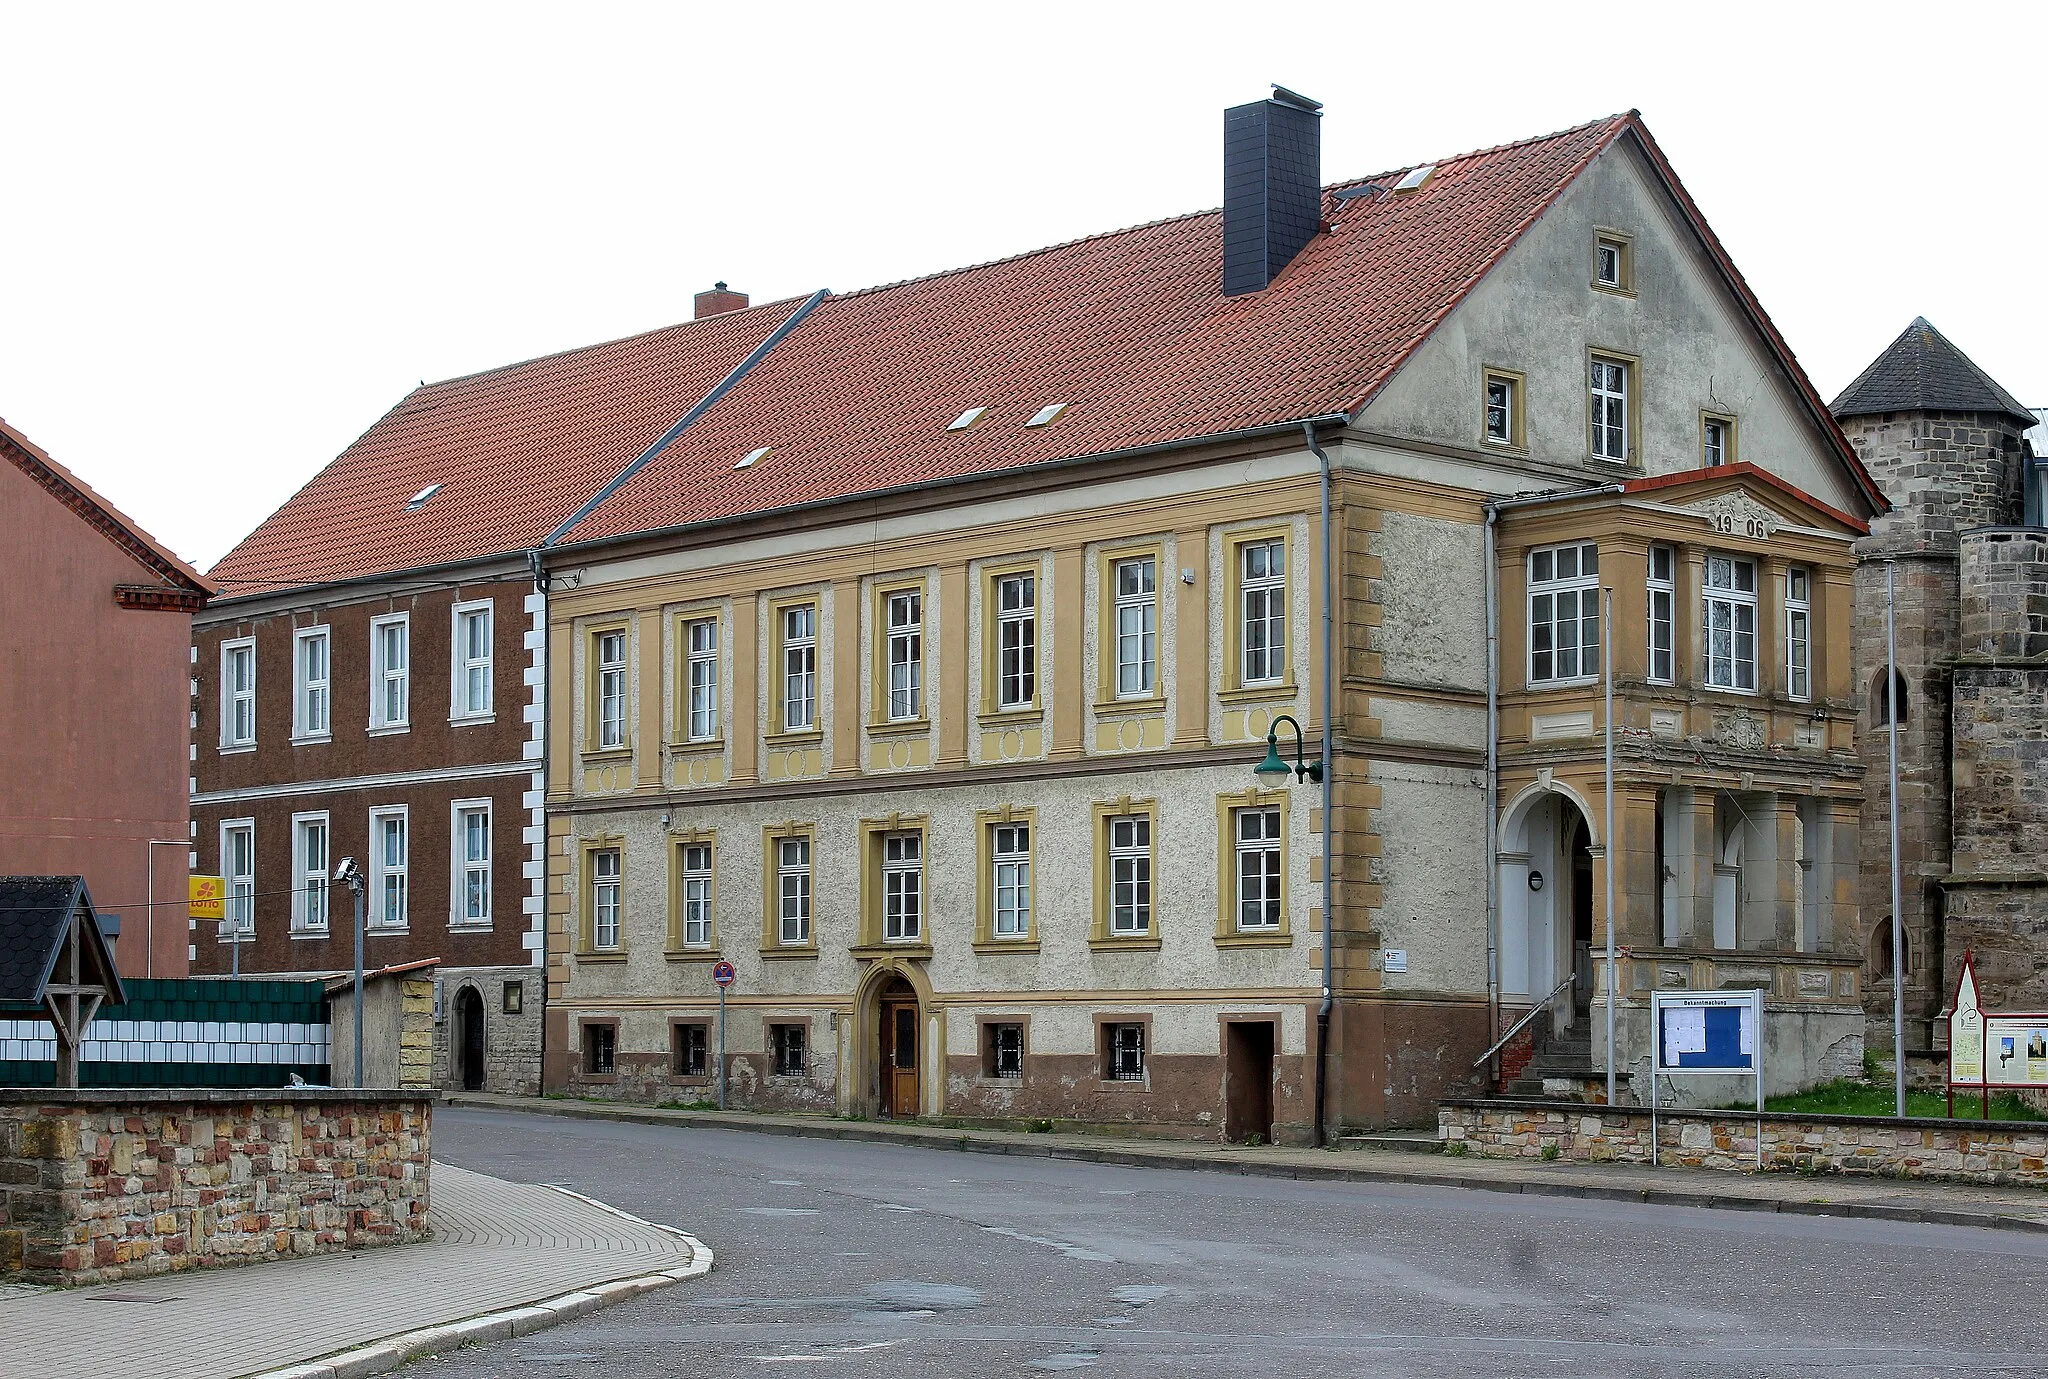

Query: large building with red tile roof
[3,417,212,979]
[198,92,1887,1128]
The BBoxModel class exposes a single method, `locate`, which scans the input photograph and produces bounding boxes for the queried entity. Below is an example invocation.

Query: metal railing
[1473,974,1575,1068]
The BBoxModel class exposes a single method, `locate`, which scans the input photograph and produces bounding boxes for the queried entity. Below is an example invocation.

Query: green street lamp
[1253,713,1324,785]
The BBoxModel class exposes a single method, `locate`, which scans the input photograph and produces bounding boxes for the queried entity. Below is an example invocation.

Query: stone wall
[433,967,544,1096]
[0,1089,433,1285]
[1440,1096,2048,1185]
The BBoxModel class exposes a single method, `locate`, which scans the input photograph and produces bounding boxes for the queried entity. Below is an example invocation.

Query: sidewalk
[450,1092,2048,1235]
[0,1163,710,1379]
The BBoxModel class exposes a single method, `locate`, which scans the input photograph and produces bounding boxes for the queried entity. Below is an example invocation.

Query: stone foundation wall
[1440,1096,2048,1184]
[433,967,544,1096]
[0,1089,433,1285]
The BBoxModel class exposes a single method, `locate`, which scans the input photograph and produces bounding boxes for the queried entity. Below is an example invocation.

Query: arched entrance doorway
[877,976,920,1119]
[456,986,486,1092]
[1498,785,1598,1033]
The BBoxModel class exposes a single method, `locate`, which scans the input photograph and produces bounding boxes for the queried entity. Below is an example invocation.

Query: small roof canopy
[0,877,126,1087]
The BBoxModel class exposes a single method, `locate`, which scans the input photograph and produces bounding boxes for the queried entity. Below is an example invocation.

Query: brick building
[1830,319,2045,1050]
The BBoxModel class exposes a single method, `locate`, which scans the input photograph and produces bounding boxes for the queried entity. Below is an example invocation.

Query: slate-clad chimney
[694,281,749,319]
[1222,86,1323,297]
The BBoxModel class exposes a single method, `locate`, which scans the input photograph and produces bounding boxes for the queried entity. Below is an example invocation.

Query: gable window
[594,628,628,750]
[772,1024,807,1076]
[1702,415,1736,468]
[1112,557,1157,699]
[221,639,256,748]
[1703,554,1758,691]
[1647,545,1675,685]
[885,589,924,721]
[452,601,493,720]
[1105,1023,1146,1082]
[453,800,491,927]
[991,823,1031,938]
[370,614,409,730]
[674,1023,709,1076]
[883,832,922,941]
[686,617,720,742]
[1234,806,1283,931]
[1240,539,1287,685]
[221,820,255,939]
[1589,357,1630,462]
[1594,234,1633,292]
[590,847,622,950]
[294,627,330,739]
[1785,567,1811,701]
[1484,369,1524,448]
[369,806,408,930]
[776,834,811,944]
[986,1023,1024,1080]
[1527,542,1601,684]
[292,812,329,932]
[996,572,1036,709]
[680,842,714,948]
[781,604,817,732]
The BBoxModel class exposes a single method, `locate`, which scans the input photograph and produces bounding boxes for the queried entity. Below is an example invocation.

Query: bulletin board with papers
[1649,989,1765,1167]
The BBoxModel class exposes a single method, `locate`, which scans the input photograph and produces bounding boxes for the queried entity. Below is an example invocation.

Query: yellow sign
[188,874,226,920]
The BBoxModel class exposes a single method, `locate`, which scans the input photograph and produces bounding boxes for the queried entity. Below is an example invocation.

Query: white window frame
[1240,538,1287,685]
[293,627,331,740]
[369,613,410,731]
[1589,357,1629,462]
[1527,542,1601,686]
[1596,239,1624,288]
[450,600,494,722]
[1484,374,1516,445]
[1113,557,1157,699]
[782,605,817,732]
[220,818,255,939]
[885,590,923,722]
[1785,566,1811,701]
[681,842,713,948]
[291,810,330,933]
[220,638,256,749]
[1704,553,1759,693]
[778,836,811,944]
[1703,418,1729,468]
[1234,806,1283,931]
[591,847,622,950]
[991,823,1031,938]
[996,573,1036,709]
[369,805,409,930]
[596,629,628,750]
[685,617,720,742]
[450,798,492,929]
[1108,814,1152,936]
[882,831,922,941]
[1647,544,1675,686]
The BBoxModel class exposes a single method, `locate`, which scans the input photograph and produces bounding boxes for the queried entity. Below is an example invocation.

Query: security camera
[333,856,362,886]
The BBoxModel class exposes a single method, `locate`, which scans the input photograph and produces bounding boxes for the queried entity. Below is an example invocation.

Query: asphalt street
[418,1106,2048,1377]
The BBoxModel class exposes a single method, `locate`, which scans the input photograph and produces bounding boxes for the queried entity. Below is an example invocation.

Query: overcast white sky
[3,2,2041,570]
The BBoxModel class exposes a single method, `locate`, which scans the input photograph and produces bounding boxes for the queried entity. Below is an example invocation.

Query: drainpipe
[528,546,551,1094]
[1480,484,1625,1087]
[1301,422,1338,1148]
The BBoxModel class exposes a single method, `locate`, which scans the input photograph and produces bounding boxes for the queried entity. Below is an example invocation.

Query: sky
[2,2,2042,571]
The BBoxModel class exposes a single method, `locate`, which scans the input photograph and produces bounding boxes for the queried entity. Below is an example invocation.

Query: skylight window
[1025,403,1069,428]
[949,407,989,431]
[735,447,771,469]
[405,484,442,511]
[1393,164,1435,193]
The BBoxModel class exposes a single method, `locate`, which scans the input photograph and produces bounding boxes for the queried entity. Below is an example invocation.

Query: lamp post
[335,856,366,1089]
[1253,711,1329,1143]
[1254,713,1325,786]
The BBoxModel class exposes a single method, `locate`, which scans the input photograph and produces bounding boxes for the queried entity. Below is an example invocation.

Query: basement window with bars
[1104,1023,1146,1082]
[584,1024,616,1076]
[674,1023,708,1077]
[986,1023,1024,1080]
[772,1024,808,1077]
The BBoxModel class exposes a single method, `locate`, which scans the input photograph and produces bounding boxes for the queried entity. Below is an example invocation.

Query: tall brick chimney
[1222,86,1323,297]
[694,281,749,319]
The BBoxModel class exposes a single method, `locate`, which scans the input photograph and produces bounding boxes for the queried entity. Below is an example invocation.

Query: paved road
[420,1107,2048,1377]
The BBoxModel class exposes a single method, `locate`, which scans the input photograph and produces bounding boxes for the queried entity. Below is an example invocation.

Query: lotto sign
[712,960,737,988]
[188,875,226,920]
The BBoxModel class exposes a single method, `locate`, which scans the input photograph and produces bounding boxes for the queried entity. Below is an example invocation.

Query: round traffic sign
[712,960,737,988]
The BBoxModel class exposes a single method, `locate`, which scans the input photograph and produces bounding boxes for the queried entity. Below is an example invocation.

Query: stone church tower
[1830,319,2042,1053]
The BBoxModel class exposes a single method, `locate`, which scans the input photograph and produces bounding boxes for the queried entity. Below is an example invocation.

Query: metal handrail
[1473,974,1575,1068]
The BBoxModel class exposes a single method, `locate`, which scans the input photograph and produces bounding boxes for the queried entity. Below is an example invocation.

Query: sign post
[1650,989,1765,1168]
[1949,952,2048,1121]
[712,960,736,1110]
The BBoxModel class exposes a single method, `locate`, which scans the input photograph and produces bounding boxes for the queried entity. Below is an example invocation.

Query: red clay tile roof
[207,111,1878,595]
[1,415,214,597]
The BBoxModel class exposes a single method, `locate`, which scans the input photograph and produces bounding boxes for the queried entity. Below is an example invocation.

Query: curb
[251,1192,712,1379]
[449,1094,2048,1239]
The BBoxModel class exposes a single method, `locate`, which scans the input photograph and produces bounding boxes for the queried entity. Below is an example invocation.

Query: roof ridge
[1323,111,1633,193]
[0,415,213,594]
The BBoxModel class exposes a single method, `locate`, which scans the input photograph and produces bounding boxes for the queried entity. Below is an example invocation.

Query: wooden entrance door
[881,997,920,1117]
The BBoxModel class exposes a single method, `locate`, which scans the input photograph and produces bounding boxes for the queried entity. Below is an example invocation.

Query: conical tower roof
[1831,317,2032,427]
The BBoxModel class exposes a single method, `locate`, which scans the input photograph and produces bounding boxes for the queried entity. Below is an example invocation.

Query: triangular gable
[1624,463,1868,537]
[0,418,214,601]
[0,876,126,1007]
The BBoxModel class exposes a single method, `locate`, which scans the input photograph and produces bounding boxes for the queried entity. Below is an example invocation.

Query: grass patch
[1756,1079,2045,1123]
[658,1099,719,1111]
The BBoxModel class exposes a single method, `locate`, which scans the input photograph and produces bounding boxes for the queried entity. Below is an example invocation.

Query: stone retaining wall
[1440,1097,2048,1185]
[0,1088,434,1285]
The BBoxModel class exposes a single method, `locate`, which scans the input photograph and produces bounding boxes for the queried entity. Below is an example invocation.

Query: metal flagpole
[1604,586,1618,1108]
[1887,561,1906,1118]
